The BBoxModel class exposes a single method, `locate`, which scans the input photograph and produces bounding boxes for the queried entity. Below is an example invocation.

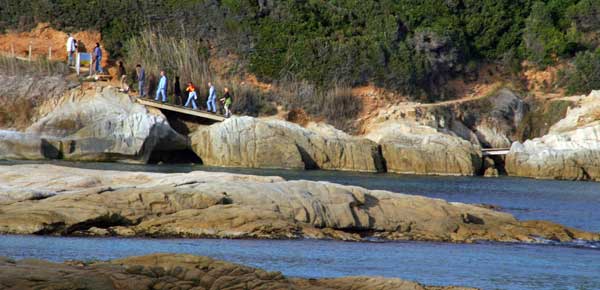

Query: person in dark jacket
[136,64,145,97]
[173,76,182,105]
[118,61,128,92]
[220,87,232,118]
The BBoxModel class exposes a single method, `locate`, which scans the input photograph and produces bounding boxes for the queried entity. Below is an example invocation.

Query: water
[0,235,598,290]
[1,160,599,289]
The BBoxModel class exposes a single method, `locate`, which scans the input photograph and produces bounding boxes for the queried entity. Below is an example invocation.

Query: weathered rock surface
[364,88,526,149]
[0,253,474,290]
[366,121,482,176]
[0,74,73,130]
[0,85,187,162]
[506,91,600,181]
[0,164,597,243]
[0,130,61,160]
[191,116,384,172]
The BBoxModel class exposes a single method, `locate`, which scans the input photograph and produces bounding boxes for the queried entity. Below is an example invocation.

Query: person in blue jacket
[93,43,103,74]
[155,70,168,103]
[207,82,217,113]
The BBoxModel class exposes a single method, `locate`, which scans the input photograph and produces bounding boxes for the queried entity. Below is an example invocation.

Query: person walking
[66,33,76,66]
[173,76,183,105]
[220,87,232,118]
[206,82,217,113]
[93,43,103,74]
[117,61,128,92]
[136,64,145,97]
[184,82,198,110]
[155,70,168,103]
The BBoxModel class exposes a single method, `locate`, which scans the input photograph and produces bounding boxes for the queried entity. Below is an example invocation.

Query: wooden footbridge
[136,98,226,122]
[481,148,511,156]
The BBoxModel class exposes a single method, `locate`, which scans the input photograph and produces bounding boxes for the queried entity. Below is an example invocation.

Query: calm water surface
[1,160,599,290]
[0,235,598,290]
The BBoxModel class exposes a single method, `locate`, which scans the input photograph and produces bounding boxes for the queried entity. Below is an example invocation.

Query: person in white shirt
[66,34,76,66]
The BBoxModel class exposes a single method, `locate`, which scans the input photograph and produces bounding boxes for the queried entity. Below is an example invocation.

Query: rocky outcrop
[0,131,61,160]
[0,164,597,243]
[0,85,188,162]
[366,121,482,176]
[469,88,526,148]
[365,88,527,149]
[506,91,600,181]
[0,254,475,290]
[191,117,384,172]
[0,74,73,130]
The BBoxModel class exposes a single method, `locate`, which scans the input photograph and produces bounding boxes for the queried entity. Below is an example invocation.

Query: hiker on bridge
[155,70,168,103]
[220,87,232,118]
[66,33,76,66]
[136,64,145,97]
[207,82,217,113]
[184,82,198,110]
[174,76,183,105]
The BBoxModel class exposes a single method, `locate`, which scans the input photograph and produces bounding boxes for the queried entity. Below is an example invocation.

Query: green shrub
[563,49,600,94]
[2,0,600,105]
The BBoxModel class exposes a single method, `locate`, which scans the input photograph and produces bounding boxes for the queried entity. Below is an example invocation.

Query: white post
[48,46,52,60]
[28,42,32,61]
[11,43,14,58]
[76,53,80,76]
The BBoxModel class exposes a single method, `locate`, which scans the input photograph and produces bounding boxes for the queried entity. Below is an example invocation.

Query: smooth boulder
[191,116,384,172]
[367,121,482,176]
[0,86,187,162]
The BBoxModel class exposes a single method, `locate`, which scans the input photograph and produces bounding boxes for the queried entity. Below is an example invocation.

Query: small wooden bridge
[136,98,226,122]
[481,148,511,156]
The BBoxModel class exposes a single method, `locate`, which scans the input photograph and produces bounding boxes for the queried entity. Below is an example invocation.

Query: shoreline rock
[366,121,482,176]
[0,253,476,290]
[1,85,188,163]
[191,117,384,172]
[506,91,600,181]
[0,164,597,244]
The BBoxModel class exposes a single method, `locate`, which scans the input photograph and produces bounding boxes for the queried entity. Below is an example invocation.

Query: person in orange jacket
[184,82,198,110]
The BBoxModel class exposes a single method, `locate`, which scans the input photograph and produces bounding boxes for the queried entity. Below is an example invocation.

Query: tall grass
[271,80,362,132]
[125,30,278,116]
[125,29,212,89]
[0,55,69,76]
[0,56,70,129]
[125,31,362,132]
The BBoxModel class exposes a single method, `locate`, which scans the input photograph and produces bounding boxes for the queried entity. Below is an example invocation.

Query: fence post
[11,43,14,58]
[48,46,52,60]
[28,42,32,61]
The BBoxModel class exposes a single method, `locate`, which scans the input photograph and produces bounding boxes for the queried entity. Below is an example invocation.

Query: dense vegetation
[1,0,599,105]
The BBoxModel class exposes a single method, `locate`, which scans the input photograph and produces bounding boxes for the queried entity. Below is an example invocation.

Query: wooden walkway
[136,98,226,122]
[481,148,511,156]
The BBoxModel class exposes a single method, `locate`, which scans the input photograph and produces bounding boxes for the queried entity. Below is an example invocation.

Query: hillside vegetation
[1,0,599,118]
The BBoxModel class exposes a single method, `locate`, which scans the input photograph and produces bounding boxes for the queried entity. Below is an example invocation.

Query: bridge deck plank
[136,98,225,122]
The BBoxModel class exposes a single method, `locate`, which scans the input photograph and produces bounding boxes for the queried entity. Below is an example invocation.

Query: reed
[125,29,212,89]
[0,55,68,76]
